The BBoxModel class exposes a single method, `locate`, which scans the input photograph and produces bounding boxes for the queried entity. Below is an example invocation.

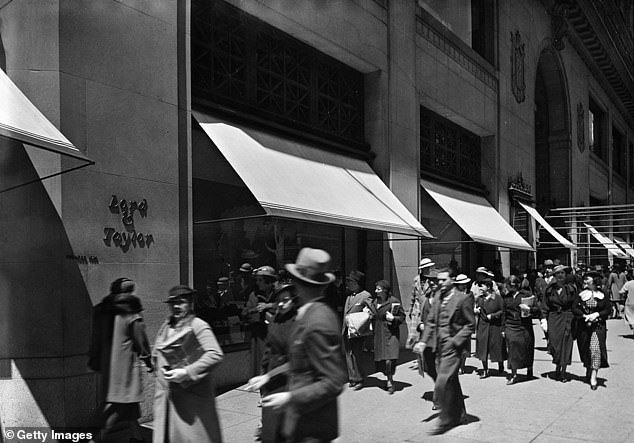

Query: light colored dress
[620,280,634,329]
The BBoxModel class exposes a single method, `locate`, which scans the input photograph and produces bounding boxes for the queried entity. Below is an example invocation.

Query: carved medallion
[577,102,585,152]
[511,31,526,104]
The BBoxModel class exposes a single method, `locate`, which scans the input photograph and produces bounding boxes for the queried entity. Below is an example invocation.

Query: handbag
[346,310,373,338]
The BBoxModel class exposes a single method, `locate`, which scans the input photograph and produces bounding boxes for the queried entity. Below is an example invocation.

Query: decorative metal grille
[192,0,365,148]
[420,107,481,185]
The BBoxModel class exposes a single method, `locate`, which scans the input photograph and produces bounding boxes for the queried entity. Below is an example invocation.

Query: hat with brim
[239,263,253,273]
[553,264,570,273]
[165,285,196,303]
[475,267,494,278]
[285,248,335,286]
[273,283,296,298]
[455,274,471,285]
[418,258,435,269]
[544,259,554,266]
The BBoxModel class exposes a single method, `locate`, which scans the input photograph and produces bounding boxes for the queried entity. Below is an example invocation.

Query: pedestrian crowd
[87,251,634,442]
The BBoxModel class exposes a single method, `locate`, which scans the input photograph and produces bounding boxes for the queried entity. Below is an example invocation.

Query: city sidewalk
[215,318,634,442]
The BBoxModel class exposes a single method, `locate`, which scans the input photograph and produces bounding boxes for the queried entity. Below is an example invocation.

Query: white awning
[0,69,92,163]
[613,237,634,259]
[421,180,533,251]
[518,202,577,250]
[584,223,629,259]
[194,120,432,237]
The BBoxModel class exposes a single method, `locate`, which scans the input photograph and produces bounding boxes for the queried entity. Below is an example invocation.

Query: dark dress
[372,296,406,369]
[541,281,577,366]
[503,289,539,370]
[572,290,610,370]
[260,309,296,443]
[475,292,506,363]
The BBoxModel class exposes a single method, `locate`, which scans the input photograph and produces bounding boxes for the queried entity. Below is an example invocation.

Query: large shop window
[417,0,495,64]
[191,0,366,154]
[420,106,482,186]
[588,97,605,161]
[612,125,625,177]
[629,142,634,186]
[192,116,431,349]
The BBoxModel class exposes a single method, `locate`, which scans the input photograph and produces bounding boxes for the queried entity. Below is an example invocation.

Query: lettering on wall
[104,194,154,251]
[66,254,99,264]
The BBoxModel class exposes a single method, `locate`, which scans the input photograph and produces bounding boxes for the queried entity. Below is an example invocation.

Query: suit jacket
[342,290,372,335]
[284,301,347,441]
[421,287,475,353]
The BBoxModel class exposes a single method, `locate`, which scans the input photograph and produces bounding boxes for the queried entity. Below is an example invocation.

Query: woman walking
[474,278,506,378]
[540,264,577,382]
[573,273,610,390]
[369,280,406,394]
[153,285,224,442]
[503,276,539,384]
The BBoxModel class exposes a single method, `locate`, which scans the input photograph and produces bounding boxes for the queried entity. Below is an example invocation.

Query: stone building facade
[0,0,631,428]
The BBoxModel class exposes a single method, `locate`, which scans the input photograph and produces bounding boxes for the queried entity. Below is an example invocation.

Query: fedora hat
[544,259,554,266]
[239,262,253,273]
[285,248,335,286]
[165,285,196,303]
[475,266,494,278]
[553,264,570,273]
[418,258,435,269]
[253,265,278,279]
[455,274,471,284]
[345,270,366,286]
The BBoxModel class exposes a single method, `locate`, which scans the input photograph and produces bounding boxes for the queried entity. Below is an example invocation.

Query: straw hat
[455,274,471,285]
[418,258,435,269]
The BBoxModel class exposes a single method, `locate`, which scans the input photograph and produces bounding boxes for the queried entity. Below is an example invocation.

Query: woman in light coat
[153,285,224,443]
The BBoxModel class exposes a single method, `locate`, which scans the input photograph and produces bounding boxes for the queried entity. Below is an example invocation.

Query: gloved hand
[540,318,548,333]
[163,367,188,384]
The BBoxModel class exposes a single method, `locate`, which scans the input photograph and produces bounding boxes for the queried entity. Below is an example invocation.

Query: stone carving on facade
[577,102,585,152]
[511,30,526,104]
[508,172,533,201]
[550,2,569,51]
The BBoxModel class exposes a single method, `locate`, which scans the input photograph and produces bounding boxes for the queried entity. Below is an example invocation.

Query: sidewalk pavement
[215,318,634,442]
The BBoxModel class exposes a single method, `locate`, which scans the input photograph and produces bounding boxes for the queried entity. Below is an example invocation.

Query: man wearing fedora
[262,248,346,443]
[342,270,372,390]
[408,258,436,346]
[421,271,475,435]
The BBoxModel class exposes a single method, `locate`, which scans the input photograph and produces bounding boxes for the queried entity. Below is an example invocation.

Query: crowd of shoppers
[88,252,632,442]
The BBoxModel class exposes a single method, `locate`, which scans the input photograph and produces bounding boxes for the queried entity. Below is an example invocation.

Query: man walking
[420,271,475,435]
[262,248,347,443]
[88,278,153,443]
[342,270,372,390]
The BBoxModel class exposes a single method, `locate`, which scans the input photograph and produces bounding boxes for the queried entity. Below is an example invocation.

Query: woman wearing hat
[572,273,610,390]
[474,277,506,378]
[540,264,577,382]
[503,276,540,384]
[367,279,406,394]
[248,283,298,442]
[242,266,278,377]
[153,285,224,442]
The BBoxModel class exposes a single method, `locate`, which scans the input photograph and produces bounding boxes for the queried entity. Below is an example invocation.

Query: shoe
[387,383,394,394]
[431,403,440,411]
[560,374,570,383]
[479,370,489,379]
[527,369,533,378]
[353,382,363,391]
[506,376,518,385]
[590,383,598,391]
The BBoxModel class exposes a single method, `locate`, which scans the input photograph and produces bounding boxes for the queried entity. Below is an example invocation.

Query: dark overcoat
[572,290,610,369]
[153,315,224,443]
[372,296,406,361]
[541,281,576,366]
[282,301,347,442]
[475,292,506,363]
[503,289,539,370]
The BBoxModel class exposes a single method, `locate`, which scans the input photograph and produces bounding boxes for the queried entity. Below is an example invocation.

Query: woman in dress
[369,280,406,394]
[474,278,506,378]
[247,284,298,442]
[540,264,577,382]
[503,276,539,385]
[153,285,224,443]
[573,273,610,390]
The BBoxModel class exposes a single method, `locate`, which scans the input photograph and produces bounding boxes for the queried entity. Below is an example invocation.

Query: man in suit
[262,248,347,443]
[342,270,372,390]
[420,271,475,435]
